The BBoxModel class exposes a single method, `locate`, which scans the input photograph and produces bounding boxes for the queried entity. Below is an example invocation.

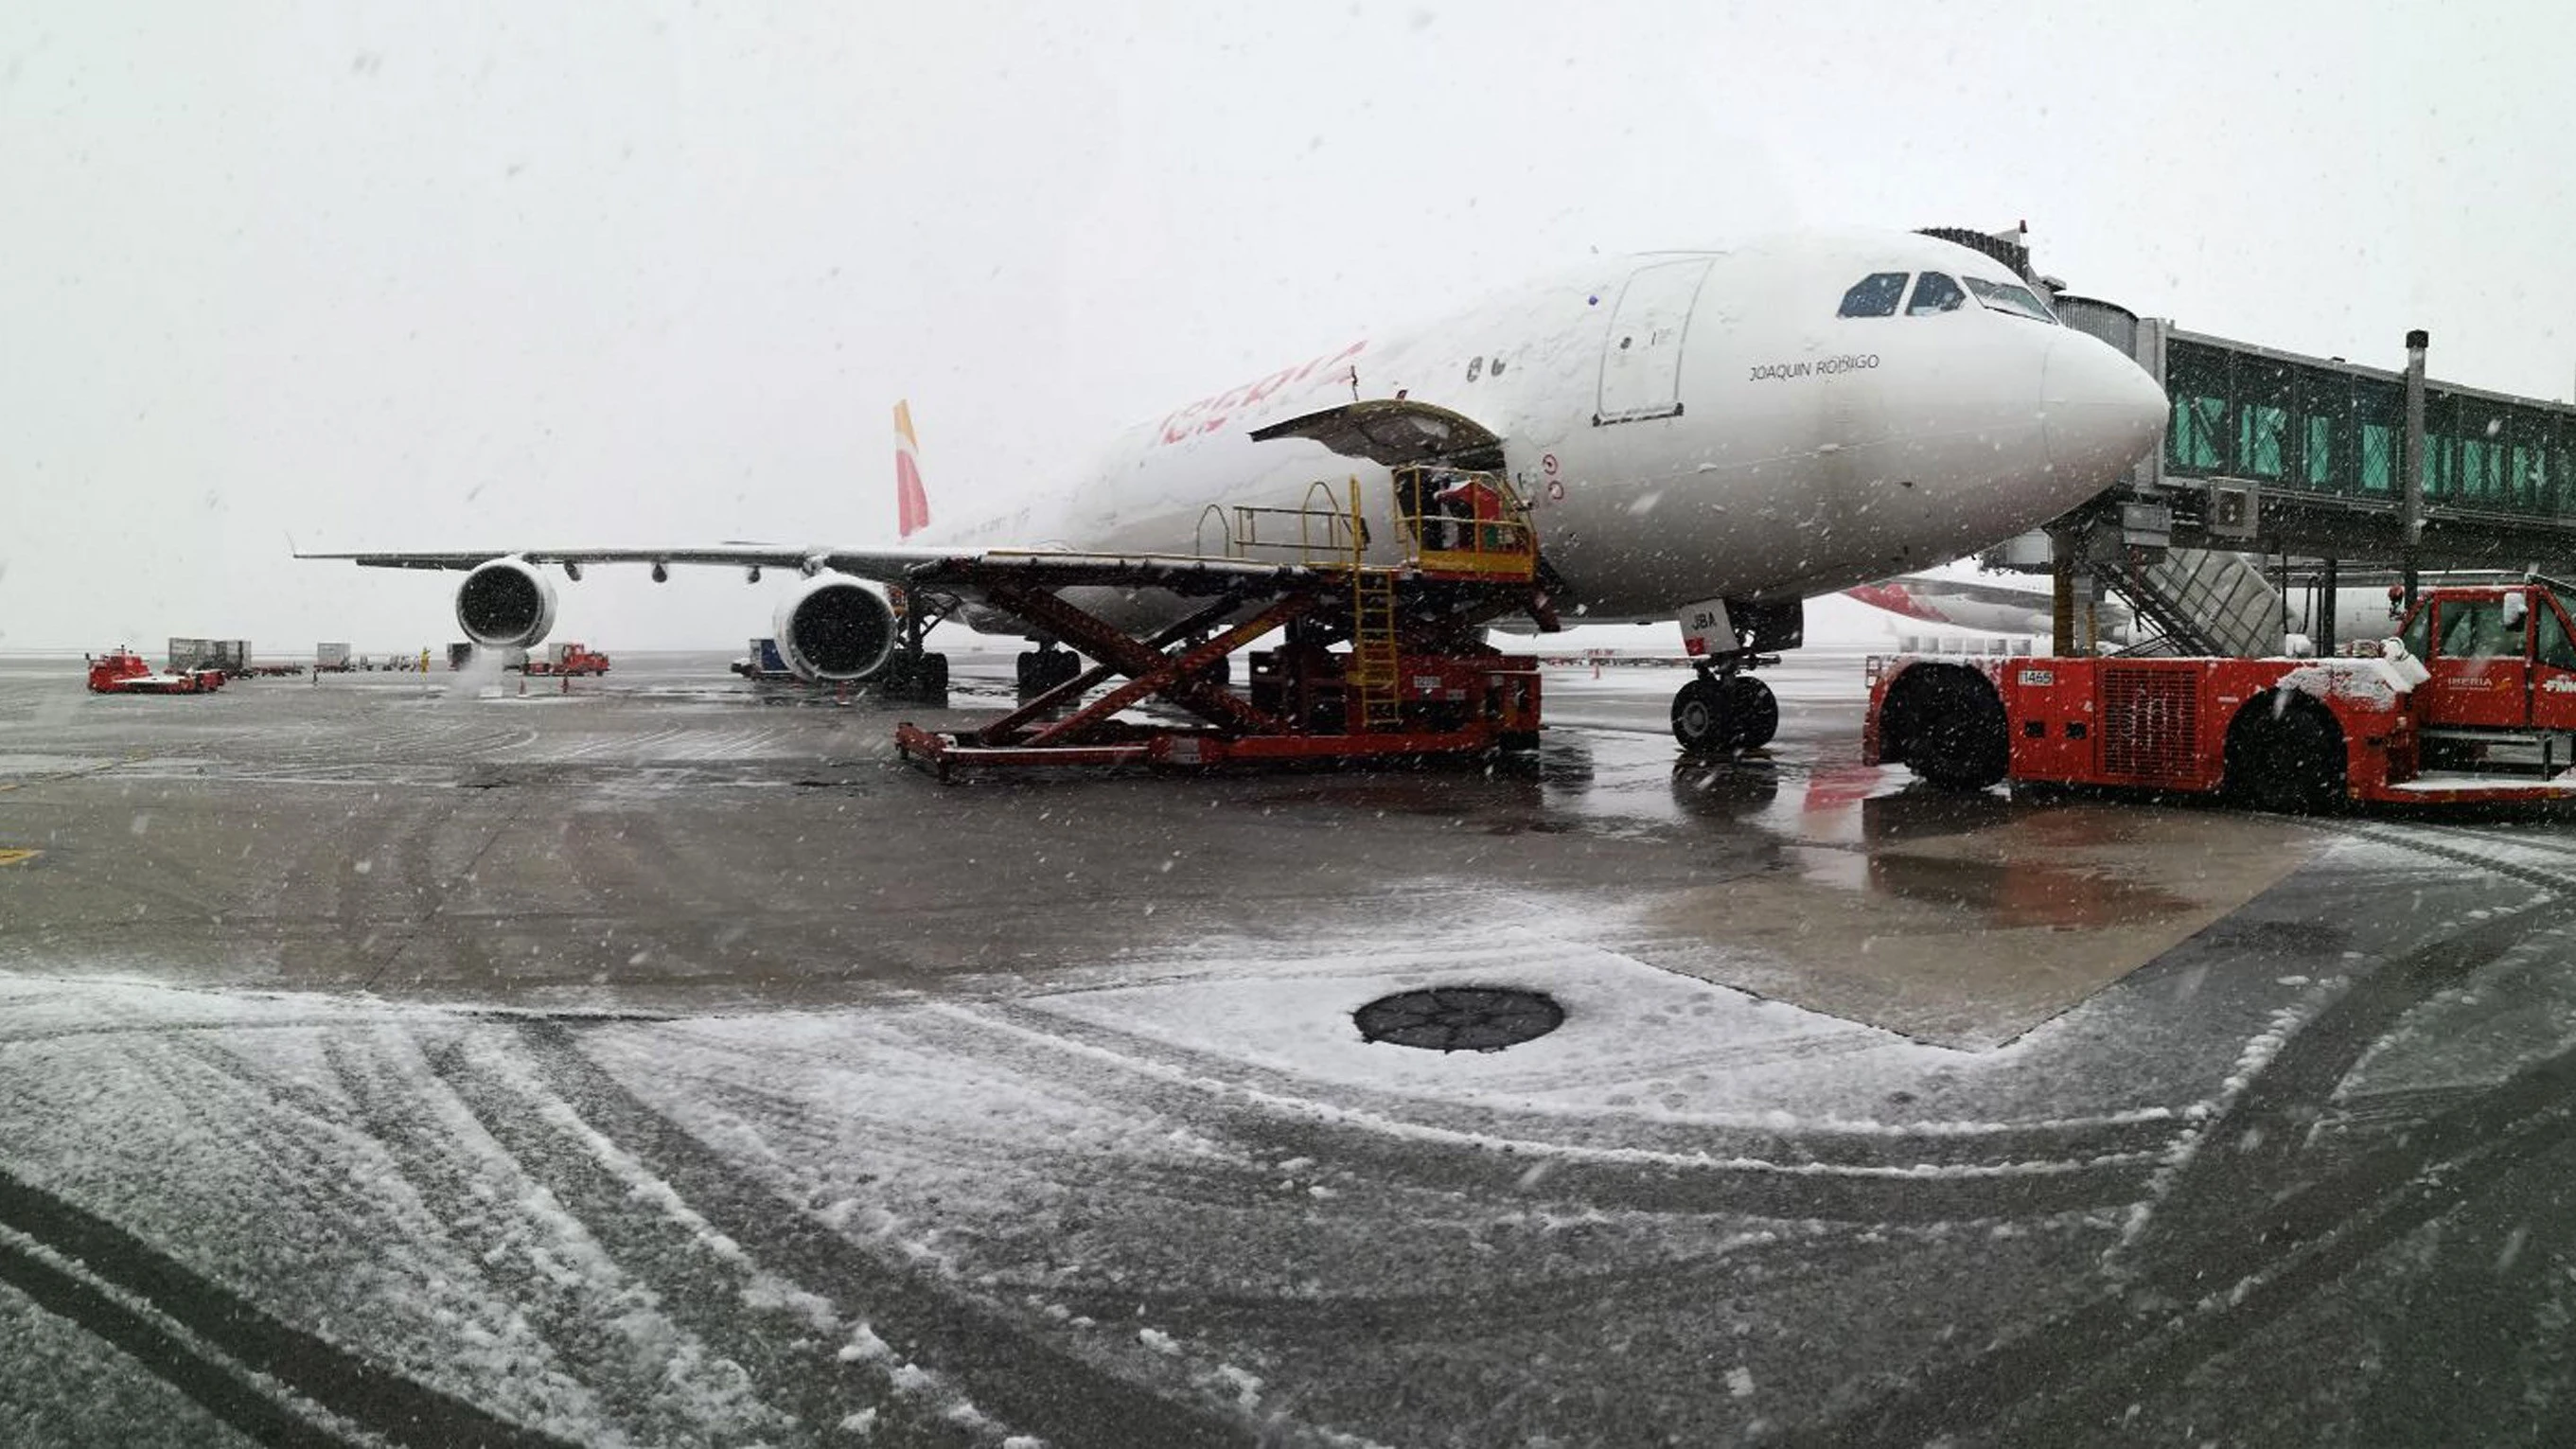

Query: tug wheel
[2225,694,2346,814]
[1885,664,2007,790]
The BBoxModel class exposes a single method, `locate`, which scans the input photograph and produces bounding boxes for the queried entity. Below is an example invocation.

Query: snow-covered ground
[12,653,2576,1443]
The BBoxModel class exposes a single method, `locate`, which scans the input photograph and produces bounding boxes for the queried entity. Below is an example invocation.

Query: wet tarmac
[6,646,2576,1445]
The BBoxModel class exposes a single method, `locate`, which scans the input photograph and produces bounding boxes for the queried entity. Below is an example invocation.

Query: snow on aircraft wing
[293,543,1310,593]
[294,543,961,579]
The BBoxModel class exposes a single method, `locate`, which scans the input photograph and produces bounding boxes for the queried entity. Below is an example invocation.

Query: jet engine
[773,574,897,681]
[455,558,558,649]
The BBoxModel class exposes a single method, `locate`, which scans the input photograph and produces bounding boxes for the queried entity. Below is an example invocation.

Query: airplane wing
[291,543,955,579]
[293,543,1313,595]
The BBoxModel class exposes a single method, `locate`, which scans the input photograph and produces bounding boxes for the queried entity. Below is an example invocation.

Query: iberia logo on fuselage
[1155,341,1367,448]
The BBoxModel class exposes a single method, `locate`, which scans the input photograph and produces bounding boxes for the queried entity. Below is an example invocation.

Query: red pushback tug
[894,472,1545,777]
[520,642,611,677]
[87,647,224,695]
[1867,579,2576,809]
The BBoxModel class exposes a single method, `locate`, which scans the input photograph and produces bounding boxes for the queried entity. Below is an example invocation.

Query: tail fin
[894,400,931,539]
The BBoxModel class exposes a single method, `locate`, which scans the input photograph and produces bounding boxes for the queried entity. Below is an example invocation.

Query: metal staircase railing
[2103,547,2285,657]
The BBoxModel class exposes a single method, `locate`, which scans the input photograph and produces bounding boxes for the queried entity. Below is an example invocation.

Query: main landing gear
[876,587,951,709]
[1016,643,1083,698]
[1670,660,1778,755]
[877,649,950,708]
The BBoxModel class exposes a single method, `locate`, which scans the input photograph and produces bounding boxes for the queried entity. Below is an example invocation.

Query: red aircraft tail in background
[894,400,931,539]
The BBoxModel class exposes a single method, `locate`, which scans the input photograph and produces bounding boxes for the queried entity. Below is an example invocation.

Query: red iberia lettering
[1160,398,1212,445]
[1151,341,1370,449]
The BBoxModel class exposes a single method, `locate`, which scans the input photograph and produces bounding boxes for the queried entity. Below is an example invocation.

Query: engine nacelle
[773,575,896,681]
[455,558,558,650]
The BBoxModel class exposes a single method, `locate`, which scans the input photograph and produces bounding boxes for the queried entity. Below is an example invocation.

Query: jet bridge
[891,475,1546,778]
[2005,295,2576,657]
[2058,303,2576,569]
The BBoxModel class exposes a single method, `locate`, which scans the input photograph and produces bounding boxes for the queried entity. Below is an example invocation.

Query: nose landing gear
[1671,663,1778,755]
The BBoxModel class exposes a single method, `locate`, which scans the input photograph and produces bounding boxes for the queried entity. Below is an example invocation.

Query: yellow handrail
[1221,479,1365,565]
[1389,465,1537,579]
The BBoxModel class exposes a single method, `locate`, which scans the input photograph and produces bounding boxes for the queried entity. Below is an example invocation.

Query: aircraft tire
[880,652,916,697]
[1720,675,1778,750]
[1670,677,1730,755]
[912,652,949,709]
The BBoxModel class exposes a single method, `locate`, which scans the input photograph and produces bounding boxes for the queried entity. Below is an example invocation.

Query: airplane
[1844,567,2414,652]
[1844,572,2141,645]
[300,226,2167,752]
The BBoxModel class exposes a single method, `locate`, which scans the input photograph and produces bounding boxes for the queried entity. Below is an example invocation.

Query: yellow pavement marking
[0,849,41,867]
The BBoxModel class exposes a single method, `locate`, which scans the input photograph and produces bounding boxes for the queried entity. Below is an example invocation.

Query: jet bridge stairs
[2096,546,2289,658]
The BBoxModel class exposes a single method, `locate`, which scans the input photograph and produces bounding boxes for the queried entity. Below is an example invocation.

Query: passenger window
[2438,600,2519,659]
[1906,272,1966,315]
[1837,273,1908,318]
[2540,603,2576,670]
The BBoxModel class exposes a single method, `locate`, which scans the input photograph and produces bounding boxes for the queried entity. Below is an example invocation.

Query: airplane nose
[2041,332,2168,486]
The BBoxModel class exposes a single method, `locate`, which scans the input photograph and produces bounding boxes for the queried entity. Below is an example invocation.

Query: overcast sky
[6,1,2572,651]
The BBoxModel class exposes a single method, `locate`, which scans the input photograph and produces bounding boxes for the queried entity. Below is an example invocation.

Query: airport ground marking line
[0,751,161,795]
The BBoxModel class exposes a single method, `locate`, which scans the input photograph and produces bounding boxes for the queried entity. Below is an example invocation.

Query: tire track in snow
[419,1029,984,1449]
[322,1027,803,1447]
[0,1224,355,1449]
[912,1006,2160,1224]
[481,1019,1259,1449]
[0,1166,573,1449]
[2134,893,2576,1260]
[2329,818,2574,895]
[1804,898,2576,1447]
[2344,1127,2576,1443]
[987,999,2185,1173]
[1981,1045,2576,1447]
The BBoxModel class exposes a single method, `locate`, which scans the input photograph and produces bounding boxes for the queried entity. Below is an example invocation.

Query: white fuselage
[1845,574,2142,645]
[930,228,2166,635]
[1846,569,2413,649]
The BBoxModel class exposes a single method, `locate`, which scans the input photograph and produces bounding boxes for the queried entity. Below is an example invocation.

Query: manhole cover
[1353,987,1564,1052]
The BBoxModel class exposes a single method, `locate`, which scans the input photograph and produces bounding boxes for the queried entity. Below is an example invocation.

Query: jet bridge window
[1837,273,1909,318]
[1964,275,2059,324]
[1906,272,1966,315]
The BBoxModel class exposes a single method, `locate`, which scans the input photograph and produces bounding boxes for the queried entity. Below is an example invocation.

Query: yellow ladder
[1350,567,1402,732]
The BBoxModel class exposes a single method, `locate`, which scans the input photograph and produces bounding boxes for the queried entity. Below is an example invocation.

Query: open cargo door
[1249,399,1506,471]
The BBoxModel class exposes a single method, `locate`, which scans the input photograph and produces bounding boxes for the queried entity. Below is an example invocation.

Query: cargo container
[168,638,249,674]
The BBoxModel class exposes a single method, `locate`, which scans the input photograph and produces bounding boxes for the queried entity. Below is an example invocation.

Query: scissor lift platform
[892,475,1547,778]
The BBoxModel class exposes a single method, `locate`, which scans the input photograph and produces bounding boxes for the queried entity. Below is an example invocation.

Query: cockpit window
[1837,273,1908,318]
[1964,275,2058,324]
[1906,272,1965,315]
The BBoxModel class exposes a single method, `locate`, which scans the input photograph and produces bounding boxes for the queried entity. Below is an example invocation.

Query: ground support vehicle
[519,642,610,677]
[731,638,794,681]
[1867,580,2576,810]
[87,648,223,695]
[894,474,1546,778]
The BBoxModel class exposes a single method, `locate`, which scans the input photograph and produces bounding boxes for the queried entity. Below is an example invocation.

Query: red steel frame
[891,561,1542,779]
